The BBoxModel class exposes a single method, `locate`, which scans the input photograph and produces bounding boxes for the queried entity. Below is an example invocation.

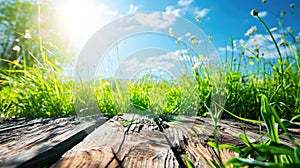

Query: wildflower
[193,62,201,70]
[189,35,195,41]
[244,26,257,36]
[249,61,254,66]
[104,81,110,87]
[257,78,263,85]
[290,4,295,8]
[196,16,201,22]
[279,39,284,46]
[177,37,183,41]
[270,27,277,32]
[191,39,198,45]
[198,54,203,59]
[13,60,19,64]
[185,32,191,37]
[24,29,32,39]
[13,45,21,52]
[251,9,259,16]
[169,27,174,36]
[15,38,20,42]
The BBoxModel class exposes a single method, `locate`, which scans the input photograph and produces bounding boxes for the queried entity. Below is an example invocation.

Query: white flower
[24,29,32,39]
[279,39,284,46]
[270,27,277,32]
[13,45,21,52]
[185,32,191,37]
[15,38,20,42]
[104,81,110,87]
[244,26,257,36]
[193,62,201,70]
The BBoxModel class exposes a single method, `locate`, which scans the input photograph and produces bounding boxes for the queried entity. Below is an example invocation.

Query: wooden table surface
[1,114,299,168]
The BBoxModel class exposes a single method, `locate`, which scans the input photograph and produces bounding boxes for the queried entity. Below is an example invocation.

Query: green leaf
[45,111,51,116]
[218,144,242,154]
[291,114,300,122]
[254,142,295,157]
[210,159,221,168]
[260,95,280,143]
[122,119,135,126]
[238,134,250,146]
[207,141,217,149]
[226,157,278,167]
[295,146,300,162]
[183,154,194,168]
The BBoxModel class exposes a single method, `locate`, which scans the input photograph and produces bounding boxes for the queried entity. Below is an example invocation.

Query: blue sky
[52,0,300,49]
[50,0,300,79]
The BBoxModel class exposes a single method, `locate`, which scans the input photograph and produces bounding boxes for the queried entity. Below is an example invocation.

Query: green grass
[0,57,74,118]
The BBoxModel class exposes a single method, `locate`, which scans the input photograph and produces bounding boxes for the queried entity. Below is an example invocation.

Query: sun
[57,0,99,43]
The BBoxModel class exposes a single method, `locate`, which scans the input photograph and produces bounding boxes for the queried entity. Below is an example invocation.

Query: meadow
[0,1,300,167]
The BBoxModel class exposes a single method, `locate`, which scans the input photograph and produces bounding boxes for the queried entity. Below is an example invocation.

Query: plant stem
[256,15,284,82]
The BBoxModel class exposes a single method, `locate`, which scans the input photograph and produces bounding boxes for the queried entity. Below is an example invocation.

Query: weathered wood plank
[1,114,299,167]
[0,117,107,168]
[52,114,300,168]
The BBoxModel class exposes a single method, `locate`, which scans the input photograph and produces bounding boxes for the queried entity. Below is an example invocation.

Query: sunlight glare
[58,0,99,44]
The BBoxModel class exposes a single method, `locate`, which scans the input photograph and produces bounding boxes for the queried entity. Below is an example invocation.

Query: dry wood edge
[16,118,108,168]
[0,118,54,134]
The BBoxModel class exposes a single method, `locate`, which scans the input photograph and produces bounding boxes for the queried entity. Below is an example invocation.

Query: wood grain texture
[52,114,300,168]
[0,117,106,168]
[1,114,299,168]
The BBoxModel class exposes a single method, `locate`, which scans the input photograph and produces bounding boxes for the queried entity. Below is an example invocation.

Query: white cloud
[194,7,210,18]
[165,6,185,17]
[128,4,138,14]
[133,13,177,29]
[219,33,291,59]
[115,51,185,78]
[258,11,267,17]
[177,0,194,7]
[218,45,236,53]
[165,0,195,17]
[97,3,118,16]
